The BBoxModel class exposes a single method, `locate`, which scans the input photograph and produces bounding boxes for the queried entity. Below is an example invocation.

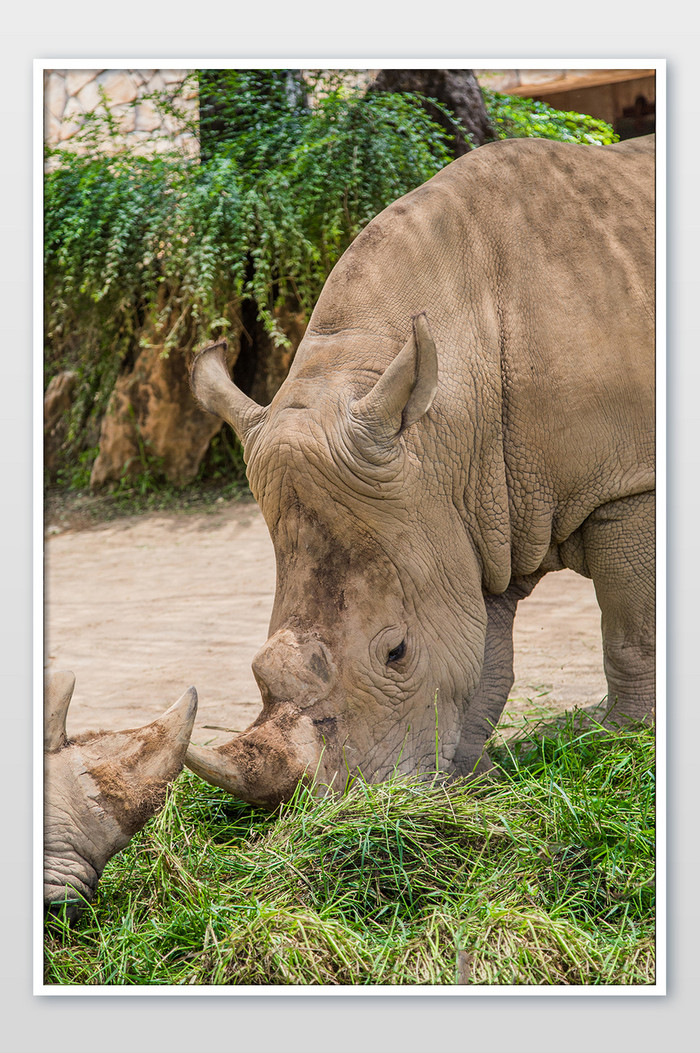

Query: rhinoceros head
[44,671,197,922]
[187,315,491,806]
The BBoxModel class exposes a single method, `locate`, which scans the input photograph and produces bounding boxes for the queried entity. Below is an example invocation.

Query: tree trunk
[370,69,495,154]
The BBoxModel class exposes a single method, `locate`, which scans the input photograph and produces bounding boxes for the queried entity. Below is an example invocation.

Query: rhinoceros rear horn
[45,670,76,752]
[351,312,438,442]
[190,339,268,447]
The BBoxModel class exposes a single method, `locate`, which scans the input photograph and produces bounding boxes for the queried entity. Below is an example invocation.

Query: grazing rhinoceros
[44,671,197,921]
[186,134,655,807]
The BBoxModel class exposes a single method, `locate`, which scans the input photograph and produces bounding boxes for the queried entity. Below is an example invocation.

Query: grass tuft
[44,715,655,986]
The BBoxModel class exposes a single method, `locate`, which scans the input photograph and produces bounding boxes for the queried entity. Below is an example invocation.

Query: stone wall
[44,68,198,157]
[45,69,649,157]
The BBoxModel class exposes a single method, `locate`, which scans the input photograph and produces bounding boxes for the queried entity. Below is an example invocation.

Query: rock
[64,70,97,97]
[111,103,136,134]
[475,70,522,93]
[90,342,232,489]
[147,72,165,94]
[161,69,189,85]
[58,96,84,140]
[96,70,138,107]
[134,99,161,133]
[45,371,78,431]
[175,133,199,159]
[44,371,78,477]
[76,76,103,115]
[517,69,567,86]
[45,112,62,145]
[46,72,67,121]
[151,136,177,154]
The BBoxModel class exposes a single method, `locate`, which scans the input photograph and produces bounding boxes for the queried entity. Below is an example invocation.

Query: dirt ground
[44,498,607,747]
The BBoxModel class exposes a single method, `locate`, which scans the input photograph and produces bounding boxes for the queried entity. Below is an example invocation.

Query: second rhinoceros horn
[45,669,77,752]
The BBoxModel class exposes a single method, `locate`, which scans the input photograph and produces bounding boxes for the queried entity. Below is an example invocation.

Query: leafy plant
[44,71,454,489]
[482,88,619,145]
[45,71,618,498]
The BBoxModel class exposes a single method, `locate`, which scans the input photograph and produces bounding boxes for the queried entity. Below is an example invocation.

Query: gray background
[4,10,696,1052]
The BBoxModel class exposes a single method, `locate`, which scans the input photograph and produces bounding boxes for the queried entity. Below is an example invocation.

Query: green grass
[44,716,656,987]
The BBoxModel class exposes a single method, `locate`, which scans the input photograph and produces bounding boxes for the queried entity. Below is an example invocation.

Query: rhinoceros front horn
[186,736,286,808]
[185,740,247,797]
[190,339,268,447]
[186,716,322,809]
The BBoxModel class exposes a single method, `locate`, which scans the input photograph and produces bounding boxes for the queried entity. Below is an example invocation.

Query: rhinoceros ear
[190,339,268,448]
[45,670,76,752]
[351,313,437,443]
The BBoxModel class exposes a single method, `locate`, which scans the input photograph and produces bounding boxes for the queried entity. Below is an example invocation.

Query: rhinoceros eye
[387,639,406,665]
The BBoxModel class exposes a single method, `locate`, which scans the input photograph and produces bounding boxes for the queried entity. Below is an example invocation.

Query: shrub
[44,71,455,486]
[44,71,619,493]
[482,88,619,145]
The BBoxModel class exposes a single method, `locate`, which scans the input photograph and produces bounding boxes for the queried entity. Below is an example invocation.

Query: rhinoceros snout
[252,629,336,707]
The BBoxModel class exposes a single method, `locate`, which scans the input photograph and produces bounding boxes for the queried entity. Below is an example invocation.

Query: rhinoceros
[186,134,655,807]
[44,671,197,921]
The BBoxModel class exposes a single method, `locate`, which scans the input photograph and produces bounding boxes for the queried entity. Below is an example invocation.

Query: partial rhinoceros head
[186,315,497,807]
[44,671,197,922]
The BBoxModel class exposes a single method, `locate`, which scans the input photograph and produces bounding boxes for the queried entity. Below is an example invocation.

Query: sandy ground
[44,499,606,747]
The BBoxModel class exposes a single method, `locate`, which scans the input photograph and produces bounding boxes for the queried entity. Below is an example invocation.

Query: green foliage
[482,88,619,145]
[45,71,454,487]
[45,71,617,496]
[45,73,455,346]
[45,717,655,986]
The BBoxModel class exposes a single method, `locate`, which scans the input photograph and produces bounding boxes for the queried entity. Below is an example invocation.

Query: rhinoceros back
[300,135,655,577]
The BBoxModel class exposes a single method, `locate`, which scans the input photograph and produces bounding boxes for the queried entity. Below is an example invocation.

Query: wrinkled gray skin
[44,671,197,921]
[187,135,655,808]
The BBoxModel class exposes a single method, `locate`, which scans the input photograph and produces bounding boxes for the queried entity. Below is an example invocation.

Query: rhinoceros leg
[451,574,544,776]
[580,491,656,724]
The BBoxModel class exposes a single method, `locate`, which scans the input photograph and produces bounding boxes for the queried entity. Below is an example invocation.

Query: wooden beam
[505,69,656,98]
